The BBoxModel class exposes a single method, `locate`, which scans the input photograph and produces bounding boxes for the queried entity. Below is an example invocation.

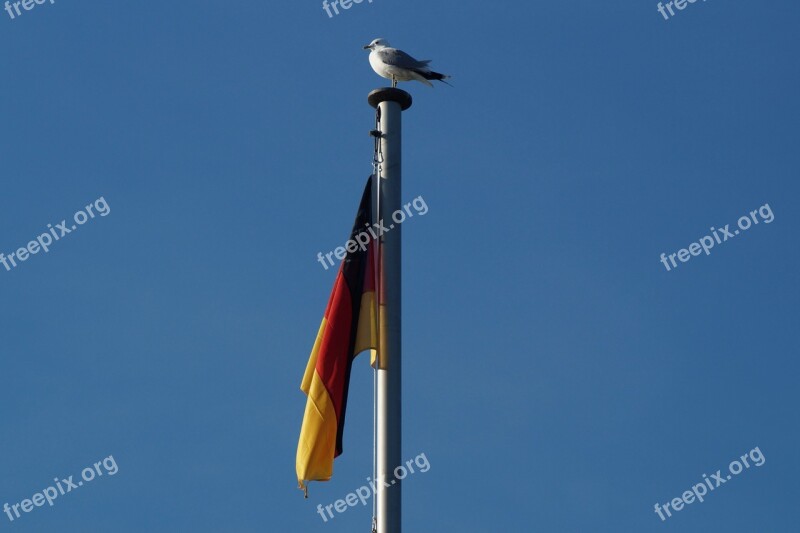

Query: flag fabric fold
[296,178,378,492]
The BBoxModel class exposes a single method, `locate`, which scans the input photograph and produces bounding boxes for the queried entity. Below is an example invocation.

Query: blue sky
[1,0,798,531]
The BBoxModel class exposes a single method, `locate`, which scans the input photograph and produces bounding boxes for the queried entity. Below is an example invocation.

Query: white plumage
[363,38,451,88]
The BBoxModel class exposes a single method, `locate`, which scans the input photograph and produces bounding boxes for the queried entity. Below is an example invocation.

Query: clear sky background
[1,1,798,531]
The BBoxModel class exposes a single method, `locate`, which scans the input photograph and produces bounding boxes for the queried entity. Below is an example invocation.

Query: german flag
[296,178,378,493]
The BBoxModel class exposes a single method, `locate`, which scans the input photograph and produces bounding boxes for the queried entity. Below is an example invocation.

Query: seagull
[363,38,451,88]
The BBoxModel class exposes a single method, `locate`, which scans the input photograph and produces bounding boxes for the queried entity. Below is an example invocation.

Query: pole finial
[368,88,413,110]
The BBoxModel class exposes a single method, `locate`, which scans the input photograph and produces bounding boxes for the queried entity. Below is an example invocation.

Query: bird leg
[392,76,397,88]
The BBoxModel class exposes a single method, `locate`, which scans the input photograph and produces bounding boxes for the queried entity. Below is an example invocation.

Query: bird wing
[377,48,432,69]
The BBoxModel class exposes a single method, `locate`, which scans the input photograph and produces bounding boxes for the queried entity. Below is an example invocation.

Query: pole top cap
[368,88,413,110]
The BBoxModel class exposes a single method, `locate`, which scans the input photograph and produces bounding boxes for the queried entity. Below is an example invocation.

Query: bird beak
[363,44,371,50]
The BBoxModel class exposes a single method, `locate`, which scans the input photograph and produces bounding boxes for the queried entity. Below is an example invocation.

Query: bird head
[363,38,390,51]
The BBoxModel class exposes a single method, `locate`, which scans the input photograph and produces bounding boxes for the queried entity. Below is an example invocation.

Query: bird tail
[419,70,453,87]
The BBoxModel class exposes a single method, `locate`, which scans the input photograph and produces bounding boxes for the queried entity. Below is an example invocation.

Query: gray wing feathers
[378,48,431,69]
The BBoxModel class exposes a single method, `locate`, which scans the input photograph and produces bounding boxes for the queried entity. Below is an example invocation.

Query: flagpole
[369,87,412,533]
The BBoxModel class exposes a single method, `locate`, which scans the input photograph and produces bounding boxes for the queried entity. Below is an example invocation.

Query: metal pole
[368,88,412,533]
